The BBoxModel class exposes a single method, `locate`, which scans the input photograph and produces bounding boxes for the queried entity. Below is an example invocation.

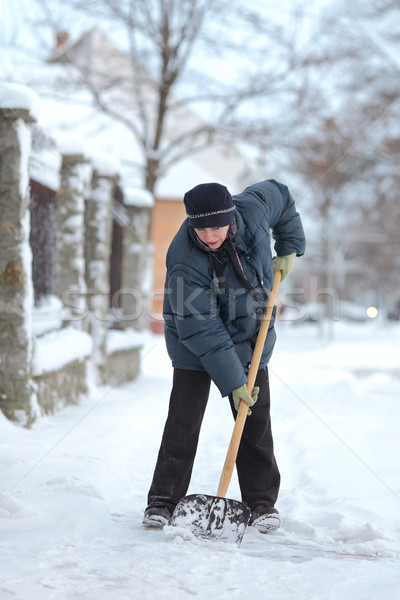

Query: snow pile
[91,152,121,177]
[1,323,399,599]
[123,185,154,208]
[0,81,40,120]
[54,132,91,158]
[32,327,93,376]
[106,327,144,353]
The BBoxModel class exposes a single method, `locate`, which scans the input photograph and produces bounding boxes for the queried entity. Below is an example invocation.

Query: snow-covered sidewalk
[1,322,400,599]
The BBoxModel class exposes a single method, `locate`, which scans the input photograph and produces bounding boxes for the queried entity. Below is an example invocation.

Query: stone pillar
[85,168,116,378]
[0,105,38,425]
[120,189,154,331]
[57,149,92,329]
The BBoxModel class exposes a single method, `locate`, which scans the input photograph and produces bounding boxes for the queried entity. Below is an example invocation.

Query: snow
[0,81,40,120]
[32,295,63,337]
[155,153,224,198]
[54,133,90,159]
[91,152,121,178]
[106,328,144,354]
[1,322,400,599]
[32,327,93,376]
[29,140,62,192]
[123,185,154,208]
[18,127,34,374]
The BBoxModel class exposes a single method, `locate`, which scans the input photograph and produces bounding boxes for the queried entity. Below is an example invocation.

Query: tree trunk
[145,158,160,195]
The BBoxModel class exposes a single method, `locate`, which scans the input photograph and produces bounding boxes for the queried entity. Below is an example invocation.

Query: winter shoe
[143,506,171,528]
[249,505,281,533]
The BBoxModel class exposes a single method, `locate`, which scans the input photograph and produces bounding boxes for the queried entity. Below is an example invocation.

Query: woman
[143,179,306,533]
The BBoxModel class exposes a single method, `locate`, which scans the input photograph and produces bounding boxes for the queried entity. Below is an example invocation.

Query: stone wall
[34,358,88,415]
[0,107,38,425]
[104,346,141,385]
[57,152,92,328]
[0,85,153,427]
[85,169,117,381]
[120,193,153,331]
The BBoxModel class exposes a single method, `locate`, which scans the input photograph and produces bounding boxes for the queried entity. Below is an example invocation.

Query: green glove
[232,384,259,415]
[273,252,296,281]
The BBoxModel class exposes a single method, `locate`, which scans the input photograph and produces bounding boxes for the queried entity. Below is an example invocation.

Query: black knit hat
[183,183,235,228]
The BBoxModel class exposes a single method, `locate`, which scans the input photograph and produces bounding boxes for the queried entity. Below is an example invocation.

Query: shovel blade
[169,494,251,545]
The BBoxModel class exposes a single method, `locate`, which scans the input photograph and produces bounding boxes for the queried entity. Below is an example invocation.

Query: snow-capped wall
[0,82,40,121]
[85,168,117,380]
[124,185,154,208]
[57,152,92,327]
[0,82,153,426]
[0,87,38,425]
[119,201,153,331]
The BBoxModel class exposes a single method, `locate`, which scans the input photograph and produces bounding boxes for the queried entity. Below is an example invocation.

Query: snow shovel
[169,270,282,544]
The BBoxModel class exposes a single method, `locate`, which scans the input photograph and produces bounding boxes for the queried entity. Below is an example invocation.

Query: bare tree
[288,0,400,311]
[15,0,316,193]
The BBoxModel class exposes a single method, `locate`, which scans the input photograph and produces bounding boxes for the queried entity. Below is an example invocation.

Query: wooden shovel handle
[217,269,282,498]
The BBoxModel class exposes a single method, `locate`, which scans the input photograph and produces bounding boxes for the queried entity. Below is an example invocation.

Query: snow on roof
[155,153,228,199]
[0,82,40,120]
[155,144,254,199]
[123,185,154,208]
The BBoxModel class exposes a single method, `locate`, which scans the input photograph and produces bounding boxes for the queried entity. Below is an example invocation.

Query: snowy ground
[1,321,400,600]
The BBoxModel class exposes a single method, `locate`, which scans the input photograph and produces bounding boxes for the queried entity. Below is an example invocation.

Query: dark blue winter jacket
[163,179,306,397]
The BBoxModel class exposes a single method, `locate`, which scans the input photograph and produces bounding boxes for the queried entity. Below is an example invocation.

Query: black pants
[147,368,280,512]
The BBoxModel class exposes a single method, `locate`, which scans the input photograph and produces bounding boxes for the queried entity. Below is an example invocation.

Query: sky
[0,0,334,65]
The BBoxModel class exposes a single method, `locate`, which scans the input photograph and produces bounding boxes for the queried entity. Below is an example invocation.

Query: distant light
[367,306,378,319]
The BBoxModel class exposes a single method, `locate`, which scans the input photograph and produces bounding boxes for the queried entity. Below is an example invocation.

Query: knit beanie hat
[183,183,235,228]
